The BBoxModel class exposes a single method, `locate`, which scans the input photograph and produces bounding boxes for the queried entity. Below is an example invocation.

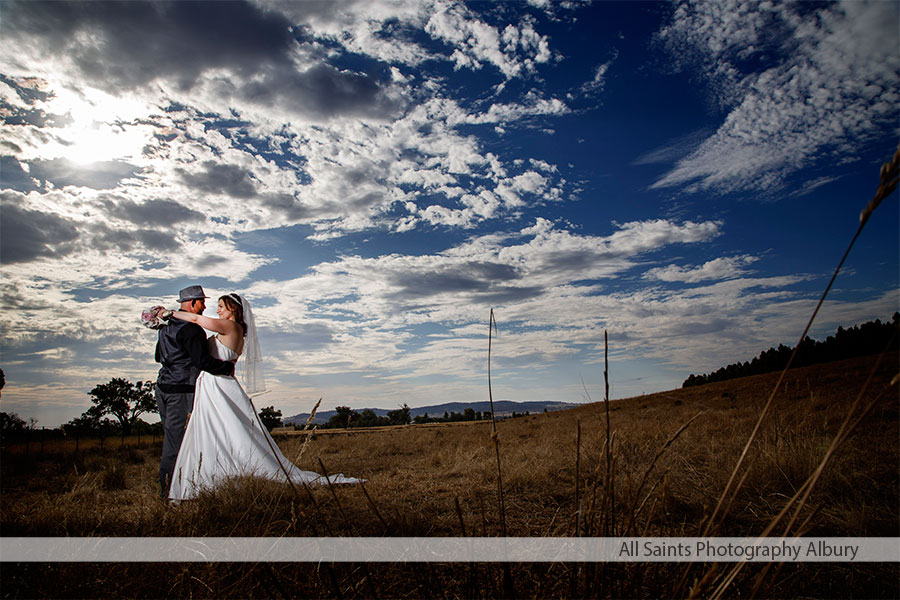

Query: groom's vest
[156,320,202,393]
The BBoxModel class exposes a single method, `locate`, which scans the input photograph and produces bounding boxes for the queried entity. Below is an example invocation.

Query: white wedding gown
[169,336,360,500]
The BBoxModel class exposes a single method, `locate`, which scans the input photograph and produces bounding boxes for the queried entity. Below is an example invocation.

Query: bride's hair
[220,294,248,337]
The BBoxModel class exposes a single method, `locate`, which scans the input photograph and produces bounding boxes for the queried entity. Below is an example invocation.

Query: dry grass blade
[701,145,900,540]
[625,411,705,535]
[709,354,899,600]
[293,425,317,464]
[293,397,321,463]
[359,479,389,534]
[694,145,900,600]
[603,329,614,536]
[574,419,581,537]
[454,496,467,536]
[304,398,322,430]
[860,145,899,227]
[317,457,349,526]
[246,395,307,504]
[487,308,515,599]
[487,308,507,537]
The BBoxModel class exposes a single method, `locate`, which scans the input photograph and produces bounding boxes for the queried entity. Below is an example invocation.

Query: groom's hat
[178,285,209,302]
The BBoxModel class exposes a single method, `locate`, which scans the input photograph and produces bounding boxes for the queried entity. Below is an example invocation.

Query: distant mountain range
[283,400,577,426]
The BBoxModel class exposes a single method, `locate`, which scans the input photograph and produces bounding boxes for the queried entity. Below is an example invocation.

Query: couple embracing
[151,285,359,502]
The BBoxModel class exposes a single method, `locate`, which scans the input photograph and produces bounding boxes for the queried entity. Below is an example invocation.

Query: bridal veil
[233,293,266,397]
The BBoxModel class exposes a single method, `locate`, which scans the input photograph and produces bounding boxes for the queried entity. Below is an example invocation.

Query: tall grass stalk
[688,144,900,599]
[709,350,899,600]
[486,308,507,536]
[360,479,388,534]
[703,145,899,543]
[604,329,614,537]
[574,419,581,536]
[625,411,704,535]
[293,398,321,464]
[487,308,515,599]
[703,147,897,532]
[317,457,350,526]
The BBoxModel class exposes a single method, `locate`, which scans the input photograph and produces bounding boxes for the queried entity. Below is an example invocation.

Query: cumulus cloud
[643,255,759,283]
[1,0,578,243]
[247,217,723,331]
[224,213,877,405]
[178,161,259,199]
[103,197,206,227]
[3,0,891,426]
[652,0,900,194]
[1,0,403,122]
[0,193,79,263]
[425,2,554,78]
[25,158,141,190]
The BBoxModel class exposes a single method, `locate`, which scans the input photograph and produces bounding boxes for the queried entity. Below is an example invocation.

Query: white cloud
[462,94,570,125]
[0,1,579,242]
[652,0,899,194]
[572,50,618,99]
[644,255,759,282]
[2,1,892,428]
[424,1,555,79]
[245,218,724,333]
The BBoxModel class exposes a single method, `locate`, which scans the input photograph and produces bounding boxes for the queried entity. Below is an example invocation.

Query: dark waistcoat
[156,320,201,390]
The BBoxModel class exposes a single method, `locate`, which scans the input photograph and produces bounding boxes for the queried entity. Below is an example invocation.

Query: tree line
[307,405,531,430]
[313,405,413,429]
[683,314,900,388]
[0,377,286,442]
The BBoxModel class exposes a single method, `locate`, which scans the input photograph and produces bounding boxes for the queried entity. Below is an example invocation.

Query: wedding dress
[168,335,360,500]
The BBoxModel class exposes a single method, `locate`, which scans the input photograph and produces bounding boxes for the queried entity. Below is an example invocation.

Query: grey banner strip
[1,537,897,563]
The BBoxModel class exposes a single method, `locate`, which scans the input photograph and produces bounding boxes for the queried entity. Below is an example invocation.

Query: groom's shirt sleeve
[178,325,234,376]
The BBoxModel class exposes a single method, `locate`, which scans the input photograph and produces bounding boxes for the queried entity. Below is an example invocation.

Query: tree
[258,406,283,431]
[87,378,157,437]
[387,403,411,426]
[0,412,26,438]
[358,409,389,427]
[328,406,358,429]
[63,407,102,437]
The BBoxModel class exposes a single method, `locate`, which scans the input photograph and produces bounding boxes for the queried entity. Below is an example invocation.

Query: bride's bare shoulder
[215,334,242,355]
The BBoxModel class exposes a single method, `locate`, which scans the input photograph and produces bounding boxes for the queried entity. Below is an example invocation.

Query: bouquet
[141,306,174,330]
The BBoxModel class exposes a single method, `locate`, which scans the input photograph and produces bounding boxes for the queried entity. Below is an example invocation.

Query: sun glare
[57,120,147,165]
[45,89,152,165]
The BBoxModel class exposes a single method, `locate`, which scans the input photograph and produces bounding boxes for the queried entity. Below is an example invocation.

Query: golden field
[1,352,897,598]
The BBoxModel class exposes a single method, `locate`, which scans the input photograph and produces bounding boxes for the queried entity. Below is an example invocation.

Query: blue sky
[1,0,897,427]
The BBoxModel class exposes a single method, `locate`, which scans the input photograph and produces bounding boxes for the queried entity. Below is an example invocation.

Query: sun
[47,89,152,165]
[57,120,147,165]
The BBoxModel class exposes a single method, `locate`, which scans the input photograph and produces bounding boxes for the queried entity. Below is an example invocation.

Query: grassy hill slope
[2,352,897,598]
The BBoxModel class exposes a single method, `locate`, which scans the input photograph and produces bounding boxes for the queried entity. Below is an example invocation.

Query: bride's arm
[170,311,238,336]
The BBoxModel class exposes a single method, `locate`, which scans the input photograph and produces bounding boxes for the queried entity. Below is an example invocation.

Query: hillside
[1,351,896,598]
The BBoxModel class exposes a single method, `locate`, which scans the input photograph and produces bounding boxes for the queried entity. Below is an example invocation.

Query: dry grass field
[1,352,897,599]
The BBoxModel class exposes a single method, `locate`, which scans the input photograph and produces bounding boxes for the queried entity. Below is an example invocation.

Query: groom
[155,284,235,499]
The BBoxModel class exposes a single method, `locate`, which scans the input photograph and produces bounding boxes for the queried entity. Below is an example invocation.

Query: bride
[161,293,360,501]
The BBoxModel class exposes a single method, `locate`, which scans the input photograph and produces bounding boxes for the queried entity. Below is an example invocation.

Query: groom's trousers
[156,387,195,499]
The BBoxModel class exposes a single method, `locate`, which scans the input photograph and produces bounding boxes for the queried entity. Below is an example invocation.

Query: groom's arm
[177,324,235,376]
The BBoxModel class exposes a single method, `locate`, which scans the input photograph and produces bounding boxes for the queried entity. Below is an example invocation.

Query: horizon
[1,1,898,428]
